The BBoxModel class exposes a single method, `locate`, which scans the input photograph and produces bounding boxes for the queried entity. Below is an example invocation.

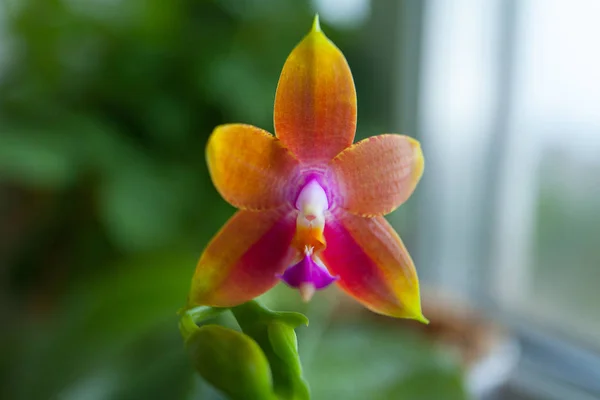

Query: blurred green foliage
[306,323,468,400]
[0,0,468,399]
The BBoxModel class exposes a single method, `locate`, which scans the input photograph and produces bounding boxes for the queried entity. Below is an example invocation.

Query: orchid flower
[188,16,427,323]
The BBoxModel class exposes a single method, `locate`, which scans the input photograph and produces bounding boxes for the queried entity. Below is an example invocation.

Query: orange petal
[321,211,427,322]
[331,134,424,216]
[189,210,296,307]
[274,16,356,162]
[207,124,299,210]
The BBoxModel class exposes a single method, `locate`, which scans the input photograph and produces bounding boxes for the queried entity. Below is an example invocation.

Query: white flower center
[295,179,328,229]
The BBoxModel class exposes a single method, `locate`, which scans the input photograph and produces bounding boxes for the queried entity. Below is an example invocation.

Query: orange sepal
[274,16,357,162]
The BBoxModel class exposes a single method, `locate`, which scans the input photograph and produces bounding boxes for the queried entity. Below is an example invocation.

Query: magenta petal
[278,253,338,290]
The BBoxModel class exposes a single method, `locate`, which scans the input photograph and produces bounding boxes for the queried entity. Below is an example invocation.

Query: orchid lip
[277,246,338,301]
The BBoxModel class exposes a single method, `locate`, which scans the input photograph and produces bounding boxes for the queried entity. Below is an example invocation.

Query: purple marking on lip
[277,253,338,290]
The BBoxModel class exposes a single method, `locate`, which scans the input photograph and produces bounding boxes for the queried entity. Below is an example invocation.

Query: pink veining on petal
[206,212,297,306]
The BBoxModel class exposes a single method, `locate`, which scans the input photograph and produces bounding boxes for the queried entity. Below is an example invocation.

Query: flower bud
[186,324,275,400]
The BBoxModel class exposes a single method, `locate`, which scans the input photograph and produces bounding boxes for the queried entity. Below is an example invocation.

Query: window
[414,0,600,398]
[489,0,600,344]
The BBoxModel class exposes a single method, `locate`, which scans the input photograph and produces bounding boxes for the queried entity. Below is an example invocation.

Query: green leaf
[186,324,276,400]
[267,321,309,399]
[233,300,309,328]
[232,301,310,400]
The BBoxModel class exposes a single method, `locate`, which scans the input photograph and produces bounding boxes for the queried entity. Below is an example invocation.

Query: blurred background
[1,0,599,399]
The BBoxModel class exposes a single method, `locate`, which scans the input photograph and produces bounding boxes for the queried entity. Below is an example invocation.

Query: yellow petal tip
[312,14,321,33]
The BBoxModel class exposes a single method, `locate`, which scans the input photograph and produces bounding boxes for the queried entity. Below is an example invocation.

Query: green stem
[178,305,225,343]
